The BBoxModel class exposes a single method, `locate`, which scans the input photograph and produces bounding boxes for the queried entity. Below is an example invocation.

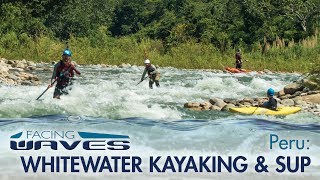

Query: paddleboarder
[235,48,243,69]
[48,49,81,99]
[140,59,160,89]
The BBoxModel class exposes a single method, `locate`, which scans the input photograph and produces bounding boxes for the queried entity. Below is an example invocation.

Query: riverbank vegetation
[0,0,319,72]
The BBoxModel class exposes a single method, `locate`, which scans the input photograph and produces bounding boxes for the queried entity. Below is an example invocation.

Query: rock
[16,62,26,69]
[221,104,236,111]
[242,98,254,104]
[7,60,15,64]
[303,79,319,90]
[21,81,32,86]
[254,97,268,102]
[184,102,200,108]
[276,90,286,97]
[293,99,307,106]
[0,66,10,72]
[279,94,292,100]
[242,102,252,106]
[200,102,210,107]
[27,61,36,67]
[210,105,222,111]
[189,107,202,111]
[200,102,212,110]
[0,70,9,76]
[283,83,304,95]
[119,63,129,68]
[281,99,295,106]
[302,87,309,93]
[8,74,18,81]
[308,90,320,95]
[26,66,37,71]
[292,91,302,97]
[209,98,227,108]
[223,98,237,104]
[10,67,24,72]
[264,69,272,73]
[300,94,320,104]
[6,79,15,85]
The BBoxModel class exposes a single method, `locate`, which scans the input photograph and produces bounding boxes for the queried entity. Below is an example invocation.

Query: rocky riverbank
[184,82,320,116]
[0,58,50,86]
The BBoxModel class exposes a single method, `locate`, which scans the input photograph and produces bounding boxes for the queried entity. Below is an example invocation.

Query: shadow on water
[0,115,319,134]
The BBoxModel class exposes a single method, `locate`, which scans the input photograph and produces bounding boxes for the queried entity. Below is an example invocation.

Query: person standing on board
[235,48,243,69]
[261,88,278,110]
[141,59,160,89]
[48,49,81,99]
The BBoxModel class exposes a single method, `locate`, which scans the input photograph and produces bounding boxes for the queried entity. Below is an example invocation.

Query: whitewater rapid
[1,65,317,122]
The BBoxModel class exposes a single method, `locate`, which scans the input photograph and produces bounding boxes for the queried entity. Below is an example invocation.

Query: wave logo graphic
[10,131,130,151]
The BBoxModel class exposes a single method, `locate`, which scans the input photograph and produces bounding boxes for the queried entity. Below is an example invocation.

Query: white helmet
[144,59,150,64]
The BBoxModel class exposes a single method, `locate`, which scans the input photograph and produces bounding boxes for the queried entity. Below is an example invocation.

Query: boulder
[210,105,222,111]
[200,102,212,110]
[16,61,26,69]
[283,83,304,95]
[241,98,254,104]
[21,81,32,86]
[279,94,292,100]
[209,98,227,108]
[184,102,200,108]
[276,90,286,97]
[221,104,236,111]
[281,99,295,106]
[294,99,307,106]
[300,94,320,104]
[223,98,237,104]
[303,79,319,90]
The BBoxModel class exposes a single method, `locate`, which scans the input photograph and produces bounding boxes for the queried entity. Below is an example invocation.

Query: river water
[0,65,319,179]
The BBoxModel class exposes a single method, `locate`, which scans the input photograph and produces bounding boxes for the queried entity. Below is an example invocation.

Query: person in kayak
[261,88,278,110]
[235,48,243,69]
[141,59,160,89]
[49,49,81,99]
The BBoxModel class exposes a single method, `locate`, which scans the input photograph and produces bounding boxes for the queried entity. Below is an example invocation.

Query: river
[0,65,319,179]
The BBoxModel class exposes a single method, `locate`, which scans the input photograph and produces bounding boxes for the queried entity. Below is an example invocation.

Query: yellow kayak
[230,107,301,115]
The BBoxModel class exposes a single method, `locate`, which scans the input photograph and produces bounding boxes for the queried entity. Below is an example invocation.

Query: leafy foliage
[0,0,319,72]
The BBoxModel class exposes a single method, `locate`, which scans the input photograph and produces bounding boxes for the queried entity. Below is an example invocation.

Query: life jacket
[146,64,156,75]
[266,97,278,110]
[55,61,74,85]
[235,52,242,60]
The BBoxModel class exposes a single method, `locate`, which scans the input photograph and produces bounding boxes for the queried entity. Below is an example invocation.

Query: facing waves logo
[8,131,141,173]
[10,131,130,151]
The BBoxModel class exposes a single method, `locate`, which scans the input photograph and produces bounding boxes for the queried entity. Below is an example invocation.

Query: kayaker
[261,88,278,110]
[235,48,243,69]
[48,49,81,99]
[141,59,160,89]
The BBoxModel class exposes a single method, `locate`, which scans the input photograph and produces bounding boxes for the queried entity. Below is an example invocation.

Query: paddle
[136,76,148,86]
[252,106,259,114]
[36,79,57,100]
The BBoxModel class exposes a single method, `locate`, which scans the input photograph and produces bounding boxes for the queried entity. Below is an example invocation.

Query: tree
[282,0,320,32]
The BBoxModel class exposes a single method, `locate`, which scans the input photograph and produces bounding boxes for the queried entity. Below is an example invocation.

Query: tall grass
[0,31,319,73]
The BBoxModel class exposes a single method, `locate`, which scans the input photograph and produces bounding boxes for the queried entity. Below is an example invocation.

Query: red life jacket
[55,61,80,86]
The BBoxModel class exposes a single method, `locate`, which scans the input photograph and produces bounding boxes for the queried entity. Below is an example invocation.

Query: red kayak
[225,67,251,73]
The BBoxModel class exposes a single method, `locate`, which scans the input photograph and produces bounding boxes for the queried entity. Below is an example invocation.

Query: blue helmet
[267,88,275,96]
[62,49,72,56]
